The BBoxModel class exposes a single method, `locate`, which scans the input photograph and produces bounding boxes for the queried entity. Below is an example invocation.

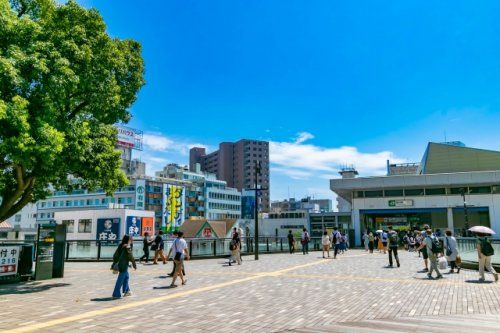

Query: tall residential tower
[189,139,270,211]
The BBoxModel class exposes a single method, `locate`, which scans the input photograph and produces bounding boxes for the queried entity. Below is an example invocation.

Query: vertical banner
[126,216,142,237]
[0,246,20,278]
[141,217,154,236]
[96,218,121,244]
[163,184,185,232]
[241,190,256,219]
[135,179,146,210]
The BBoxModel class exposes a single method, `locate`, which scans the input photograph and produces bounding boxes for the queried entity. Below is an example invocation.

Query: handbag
[111,263,119,274]
[456,256,462,265]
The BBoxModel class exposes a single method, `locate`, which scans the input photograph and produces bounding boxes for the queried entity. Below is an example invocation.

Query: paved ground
[1,249,500,332]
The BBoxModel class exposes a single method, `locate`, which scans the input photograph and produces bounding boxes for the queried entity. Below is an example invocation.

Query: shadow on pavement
[465,279,494,284]
[91,297,116,302]
[153,285,177,289]
[0,282,71,295]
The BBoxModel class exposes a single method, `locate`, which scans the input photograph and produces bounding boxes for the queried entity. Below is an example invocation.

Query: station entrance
[360,208,448,232]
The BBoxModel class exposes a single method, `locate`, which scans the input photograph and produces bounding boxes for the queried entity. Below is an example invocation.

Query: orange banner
[141,217,155,236]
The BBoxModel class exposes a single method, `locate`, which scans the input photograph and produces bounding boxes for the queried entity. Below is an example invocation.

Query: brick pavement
[1,249,500,332]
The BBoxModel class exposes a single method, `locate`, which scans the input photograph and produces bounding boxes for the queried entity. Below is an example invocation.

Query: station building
[331,142,500,246]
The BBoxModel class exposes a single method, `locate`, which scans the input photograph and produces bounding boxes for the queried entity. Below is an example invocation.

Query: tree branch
[0,179,36,221]
[67,100,90,120]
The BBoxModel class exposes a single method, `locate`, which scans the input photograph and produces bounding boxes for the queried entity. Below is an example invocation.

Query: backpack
[229,239,237,251]
[480,238,495,256]
[428,236,442,254]
[389,233,398,247]
[332,231,339,244]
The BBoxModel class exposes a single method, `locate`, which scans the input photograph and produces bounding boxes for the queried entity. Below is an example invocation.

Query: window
[62,220,74,233]
[78,219,92,233]
[364,190,384,198]
[469,186,491,194]
[384,189,404,197]
[354,191,365,198]
[404,188,424,196]
[14,214,21,222]
[450,187,467,195]
[425,188,446,196]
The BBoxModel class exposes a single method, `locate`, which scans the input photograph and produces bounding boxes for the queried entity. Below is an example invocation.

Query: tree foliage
[0,0,145,221]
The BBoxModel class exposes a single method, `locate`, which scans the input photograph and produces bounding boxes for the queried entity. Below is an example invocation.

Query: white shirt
[322,235,331,246]
[173,238,188,259]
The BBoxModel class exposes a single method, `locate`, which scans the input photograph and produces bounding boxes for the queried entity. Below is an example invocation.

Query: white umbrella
[376,230,383,234]
[468,226,496,235]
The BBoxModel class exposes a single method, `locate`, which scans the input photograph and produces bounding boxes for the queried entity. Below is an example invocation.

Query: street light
[459,188,470,236]
[251,161,266,260]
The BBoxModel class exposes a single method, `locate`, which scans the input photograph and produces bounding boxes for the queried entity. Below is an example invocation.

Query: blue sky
[75,0,500,203]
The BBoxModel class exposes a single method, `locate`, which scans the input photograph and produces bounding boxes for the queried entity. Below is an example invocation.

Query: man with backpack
[331,227,342,259]
[301,228,310,255]
[476,234,498,282]
[387,226,400,268]
[417,228,443,279]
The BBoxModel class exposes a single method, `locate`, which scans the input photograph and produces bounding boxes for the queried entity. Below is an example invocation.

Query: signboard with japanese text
[96,218,121,244]
[116,125,143,150]
[388,199,414,207]
[0,246,20,277]
[163,184,185,231]
[141,217,154,236]
[126,216,142,237]
[134,179,146,210]
[35,224,56,280]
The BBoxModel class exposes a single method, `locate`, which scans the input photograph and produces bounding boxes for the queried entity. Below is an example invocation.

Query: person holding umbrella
[470,226,498,283]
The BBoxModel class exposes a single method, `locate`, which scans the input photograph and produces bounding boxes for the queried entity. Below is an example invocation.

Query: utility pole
[254,161,261,260]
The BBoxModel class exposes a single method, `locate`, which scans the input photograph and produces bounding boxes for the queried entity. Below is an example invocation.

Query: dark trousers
[289,242,294,254]
[388,246,399,266]
[302,242,309,254]
[368,241,374,253]
[139,249,150,263]
[170,261,185,275]
[334,244,340,258]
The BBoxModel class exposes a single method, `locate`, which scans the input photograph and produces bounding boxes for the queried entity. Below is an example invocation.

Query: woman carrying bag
[443,230,460,274]
[111,235,137,299]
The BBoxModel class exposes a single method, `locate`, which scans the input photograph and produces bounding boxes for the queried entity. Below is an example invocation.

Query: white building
[53,208,154,241]
[331,142,500,246]
[1,203,38,240]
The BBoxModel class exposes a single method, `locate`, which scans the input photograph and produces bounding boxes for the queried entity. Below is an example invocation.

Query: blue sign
[126,216,142,237]
[96,218,120,244]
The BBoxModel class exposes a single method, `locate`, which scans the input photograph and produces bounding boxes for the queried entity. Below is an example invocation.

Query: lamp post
[459,188,470,236]
[250,161,268,260]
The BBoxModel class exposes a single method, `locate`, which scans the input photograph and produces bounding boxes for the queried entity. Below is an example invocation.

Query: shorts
[422,247,428,259]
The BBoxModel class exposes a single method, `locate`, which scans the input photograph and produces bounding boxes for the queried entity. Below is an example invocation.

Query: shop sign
[0,246,19,277]
[388,199,414,207]
[135,179,146,210]
[96,218,121,244]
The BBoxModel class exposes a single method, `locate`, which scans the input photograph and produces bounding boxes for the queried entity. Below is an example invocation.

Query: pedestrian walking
[418,226,430,271]
[301,228,310,255]
[111,235,137,299]
[417,229,443,279]
[322,231,331,258]
[332,227,342,259]
[229,232,242,266]
[476,233,498,282]
[363,231,369,252]
[287,230,295,254]
[376,233,383,253]
[170,231,189,287]
[368,232,375,253]
[443,230,460,274]
[381,230,388,254]
[139,232,153,263]
[152,230,167,264]
[167,231,185,277]
[387,226,400,268]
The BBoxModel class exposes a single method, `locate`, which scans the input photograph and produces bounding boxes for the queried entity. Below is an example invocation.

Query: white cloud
[270,132,406,180]
[143,134,174,151]
[271,167,312,180]
[295,132,315,144]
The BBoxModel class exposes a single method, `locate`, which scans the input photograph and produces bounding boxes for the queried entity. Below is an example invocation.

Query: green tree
[0,0,145,221]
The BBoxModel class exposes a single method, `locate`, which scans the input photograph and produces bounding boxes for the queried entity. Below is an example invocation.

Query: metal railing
[0,237,329,261]
[455,237,500,265]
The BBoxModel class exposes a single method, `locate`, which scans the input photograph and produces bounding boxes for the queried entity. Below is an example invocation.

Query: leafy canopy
[0,0,145,221]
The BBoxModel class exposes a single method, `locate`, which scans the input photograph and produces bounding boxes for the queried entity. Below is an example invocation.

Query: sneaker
[397,262,400,268]
[436,275,443,280]
[422,268,429,272]
[427,274,433,280]
[124,291,132,297]
[169,284,177,288]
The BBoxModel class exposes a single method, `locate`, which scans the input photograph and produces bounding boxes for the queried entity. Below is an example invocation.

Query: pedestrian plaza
[1,250,500,332]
